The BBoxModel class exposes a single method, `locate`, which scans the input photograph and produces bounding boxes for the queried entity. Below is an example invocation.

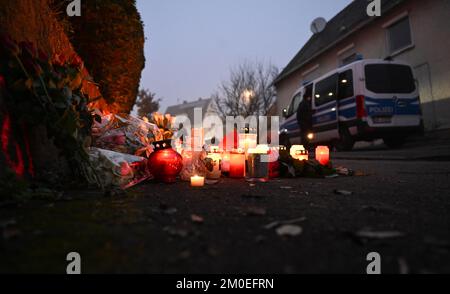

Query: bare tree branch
[212,60,279,119]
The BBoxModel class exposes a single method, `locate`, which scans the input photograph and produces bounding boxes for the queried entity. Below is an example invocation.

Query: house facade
[274,0,450,130]
[165,98,219,141]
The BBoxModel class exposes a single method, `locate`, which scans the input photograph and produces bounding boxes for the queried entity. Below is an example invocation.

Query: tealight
[190,175,205,187]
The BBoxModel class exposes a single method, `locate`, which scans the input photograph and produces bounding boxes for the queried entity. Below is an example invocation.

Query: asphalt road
[1,139,450,274]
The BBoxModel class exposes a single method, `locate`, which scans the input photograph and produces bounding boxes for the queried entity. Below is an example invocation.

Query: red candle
[316,146,330,166]
[222,152,230,173]
[229,151,245,178]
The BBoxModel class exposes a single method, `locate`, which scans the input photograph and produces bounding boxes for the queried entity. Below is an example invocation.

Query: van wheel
[383,136,406,149]
[334,128,354,152]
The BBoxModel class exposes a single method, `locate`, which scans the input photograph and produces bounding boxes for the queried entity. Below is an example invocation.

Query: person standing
[297,94,313,147]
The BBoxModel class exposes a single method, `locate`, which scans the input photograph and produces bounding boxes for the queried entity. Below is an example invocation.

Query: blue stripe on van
[315,102,336,112]
[313,111,337,125]
[365,96,421,116]
[339,107,357,119]
[339,97,356,107]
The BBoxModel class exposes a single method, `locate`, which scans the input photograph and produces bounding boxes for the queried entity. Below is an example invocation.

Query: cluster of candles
[189,134,330,187]
[290,145,330,166]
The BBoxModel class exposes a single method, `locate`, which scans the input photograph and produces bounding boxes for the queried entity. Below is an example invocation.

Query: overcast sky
[136,0,352,112]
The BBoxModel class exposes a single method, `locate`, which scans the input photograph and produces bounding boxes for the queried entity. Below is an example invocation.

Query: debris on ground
[264,217,307,230]
[355,229,406,240]
[245,207,267,217]
[276,225,303,237]
[241,194,266,199]
[335,166,353,176]
[246,178,269,183]
[279,159,336,178]
[163,226,189,238]
[205,179,220,185]
[159,203,178,215]
[280,186,293,190]
[360,204,400,214]
[335,166,368,177]
[334,189,354,196]
[325,174,339,179]
[191,214,204,224]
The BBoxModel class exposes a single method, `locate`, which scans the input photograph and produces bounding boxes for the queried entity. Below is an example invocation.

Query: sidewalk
[333,128,450,161]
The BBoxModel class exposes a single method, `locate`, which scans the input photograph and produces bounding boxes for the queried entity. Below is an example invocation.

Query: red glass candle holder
[148,140,183,183]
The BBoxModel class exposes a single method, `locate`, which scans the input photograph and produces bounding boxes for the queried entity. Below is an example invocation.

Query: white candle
[238,133,257,152]
[191,175,205,187]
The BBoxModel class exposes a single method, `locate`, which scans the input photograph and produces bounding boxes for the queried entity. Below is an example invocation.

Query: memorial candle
[222,152,230,173]
[205,146,222,179]
[190,175,205,187]
[290,145,309,161]
[316,146,330,166]
[238,133,257,152]
[229,149,245,178]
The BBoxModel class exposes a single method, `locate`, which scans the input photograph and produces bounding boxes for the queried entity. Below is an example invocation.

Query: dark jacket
[297,99,313,132]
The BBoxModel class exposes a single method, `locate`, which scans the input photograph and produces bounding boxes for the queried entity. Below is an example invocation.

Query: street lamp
[242,89,254,105]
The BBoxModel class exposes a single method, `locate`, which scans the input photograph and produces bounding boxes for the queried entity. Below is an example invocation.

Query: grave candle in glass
[205,147,222,179]
[316,146,330,166]
[229,149,246,178]
[290,145,309,161]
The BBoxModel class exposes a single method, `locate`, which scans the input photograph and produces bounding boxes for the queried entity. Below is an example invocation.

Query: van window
[338,70,354,99]
[314,74,338,106]
[287,93,302,117]
[365,64,416,94]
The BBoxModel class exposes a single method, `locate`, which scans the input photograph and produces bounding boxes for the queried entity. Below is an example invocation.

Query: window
[365,64,416,94]
[338,70,354,99]
[287,93,303,117]
[314,74,338,106]
[387,17,413,54]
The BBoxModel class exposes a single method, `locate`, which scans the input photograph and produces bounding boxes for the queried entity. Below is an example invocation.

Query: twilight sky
[136,0,352,112]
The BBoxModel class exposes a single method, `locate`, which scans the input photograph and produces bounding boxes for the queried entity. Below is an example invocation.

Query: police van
[279,59,423,151]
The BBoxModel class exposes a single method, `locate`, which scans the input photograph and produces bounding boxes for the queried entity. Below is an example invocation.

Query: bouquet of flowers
[149,112,175,141]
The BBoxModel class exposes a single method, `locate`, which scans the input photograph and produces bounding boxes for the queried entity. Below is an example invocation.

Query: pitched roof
[274,0,406,85]
[165,98,213,123]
